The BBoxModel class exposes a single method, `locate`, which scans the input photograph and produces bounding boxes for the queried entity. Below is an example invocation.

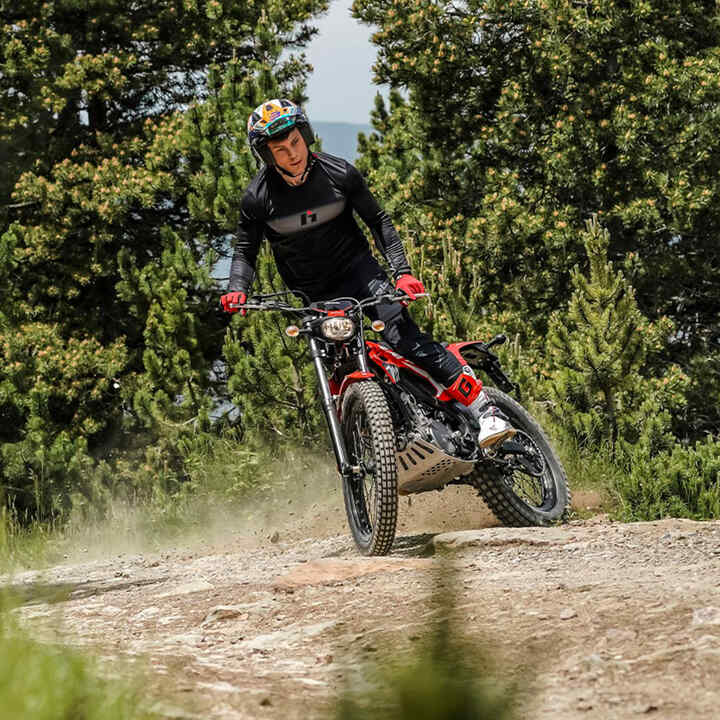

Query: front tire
[341,381,398,555]
[470,386,570,526]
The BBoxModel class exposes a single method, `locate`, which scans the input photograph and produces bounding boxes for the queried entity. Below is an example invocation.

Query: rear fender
[445,341,487,368]
[447,341,517,395]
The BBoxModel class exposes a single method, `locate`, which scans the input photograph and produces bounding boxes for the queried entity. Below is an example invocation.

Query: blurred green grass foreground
[335,626,520,720]
[334,574,524,720]
[0,593,156,720]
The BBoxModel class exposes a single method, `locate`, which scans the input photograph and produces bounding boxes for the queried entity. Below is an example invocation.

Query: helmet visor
[265,115,298,138]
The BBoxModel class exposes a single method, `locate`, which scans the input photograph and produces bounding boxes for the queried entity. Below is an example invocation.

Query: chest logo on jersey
[266,199,346,236]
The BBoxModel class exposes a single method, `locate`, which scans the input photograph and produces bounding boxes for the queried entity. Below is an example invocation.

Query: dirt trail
[6,484,720,719]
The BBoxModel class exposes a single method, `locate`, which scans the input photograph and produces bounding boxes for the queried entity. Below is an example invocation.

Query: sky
[304,0,385,124]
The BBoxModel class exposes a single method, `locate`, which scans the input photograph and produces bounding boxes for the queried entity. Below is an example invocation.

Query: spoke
[349,407,378,535]
[363,474,376,527]
[501,431,549,510]
[512,471,544,506]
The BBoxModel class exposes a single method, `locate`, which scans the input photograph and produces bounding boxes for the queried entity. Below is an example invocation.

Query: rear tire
[341,381,398,555]
[470,387,570,526]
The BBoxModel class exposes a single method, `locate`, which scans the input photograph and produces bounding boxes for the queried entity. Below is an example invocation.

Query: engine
[399,391,471,457]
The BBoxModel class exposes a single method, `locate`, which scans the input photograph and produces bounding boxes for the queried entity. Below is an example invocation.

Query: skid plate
[396,439,475,495]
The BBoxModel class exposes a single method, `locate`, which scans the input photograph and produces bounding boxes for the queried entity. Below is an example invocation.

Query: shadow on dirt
[392,533,437,557]
[1,576,169,609]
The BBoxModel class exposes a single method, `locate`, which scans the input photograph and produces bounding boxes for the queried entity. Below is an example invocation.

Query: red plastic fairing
[366,342,399,384]
[366,341,446,397]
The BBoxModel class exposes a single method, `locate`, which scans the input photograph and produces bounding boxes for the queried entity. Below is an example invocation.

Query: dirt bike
[238,290,570,556]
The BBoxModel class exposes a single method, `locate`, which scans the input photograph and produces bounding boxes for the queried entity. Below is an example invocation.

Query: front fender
[338,371,375,399]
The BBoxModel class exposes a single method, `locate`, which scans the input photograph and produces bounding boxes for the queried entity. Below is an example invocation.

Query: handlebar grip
[486,333,507,348]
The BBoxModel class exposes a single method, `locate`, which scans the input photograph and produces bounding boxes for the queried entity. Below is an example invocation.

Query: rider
[220,98,514,448]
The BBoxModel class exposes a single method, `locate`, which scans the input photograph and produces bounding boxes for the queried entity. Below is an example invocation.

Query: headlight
[321,317,355,341]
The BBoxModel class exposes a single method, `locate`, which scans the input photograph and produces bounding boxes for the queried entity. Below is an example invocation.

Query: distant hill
[313,121,373,161]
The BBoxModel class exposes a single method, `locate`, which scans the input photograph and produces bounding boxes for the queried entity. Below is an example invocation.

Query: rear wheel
[470,387,570,526]
[341,381,398,555]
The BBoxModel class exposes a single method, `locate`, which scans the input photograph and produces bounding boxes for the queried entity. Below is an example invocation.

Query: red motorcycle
[240,291,570,556]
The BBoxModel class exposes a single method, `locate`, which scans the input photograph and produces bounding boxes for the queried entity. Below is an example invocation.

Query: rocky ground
[5,483,720,719]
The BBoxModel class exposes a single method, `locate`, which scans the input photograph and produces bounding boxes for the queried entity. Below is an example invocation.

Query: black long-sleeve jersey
[227,152,411,298]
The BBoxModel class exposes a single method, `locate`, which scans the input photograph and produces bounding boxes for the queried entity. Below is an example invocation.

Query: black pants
[313,255,462,387]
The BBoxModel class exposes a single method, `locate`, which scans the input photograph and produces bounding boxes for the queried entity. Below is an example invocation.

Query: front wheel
[341,381,398,555]
[470,386,570,526]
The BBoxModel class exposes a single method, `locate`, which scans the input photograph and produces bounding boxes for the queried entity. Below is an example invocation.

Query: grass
[553,434,625,517]
[524,401,620,519]
[0,593,157,720]
[0,506,60,573]
[333,569,526,720]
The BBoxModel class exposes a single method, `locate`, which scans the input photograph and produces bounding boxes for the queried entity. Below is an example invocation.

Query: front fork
[309,337,358,480]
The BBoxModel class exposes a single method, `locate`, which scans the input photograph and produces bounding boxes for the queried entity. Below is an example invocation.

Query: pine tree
[223,247,323,445]
[617,436,720,521]
[0,0,326,518]
[544,217,688,455]
[353,0,720,439]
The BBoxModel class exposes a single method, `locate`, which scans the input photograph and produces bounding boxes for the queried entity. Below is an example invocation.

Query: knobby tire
[341,381,398,556]
[470,387,571,526]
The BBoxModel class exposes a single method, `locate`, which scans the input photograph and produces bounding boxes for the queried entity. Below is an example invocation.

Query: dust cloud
[49,448,512,567]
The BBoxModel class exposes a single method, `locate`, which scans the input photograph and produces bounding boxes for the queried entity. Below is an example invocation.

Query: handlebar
[228,291,429,314]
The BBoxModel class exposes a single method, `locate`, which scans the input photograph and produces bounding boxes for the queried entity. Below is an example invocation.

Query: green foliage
[352,0,720,524]
[0,600,156,720]
[614,436,720,521]
[355,0,720,327]
[544,217,688,454]
[0,317,127,518]
[116,228,224,487]
[542,218,720,522]
[354,0,720,441]
[679,353,720,441]
[4,0,720,527]
[223,248,324,445]
[0,0,327,520]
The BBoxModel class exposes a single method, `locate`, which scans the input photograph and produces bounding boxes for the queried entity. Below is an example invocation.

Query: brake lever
[362,291,430,307]
[401,291,429,303]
